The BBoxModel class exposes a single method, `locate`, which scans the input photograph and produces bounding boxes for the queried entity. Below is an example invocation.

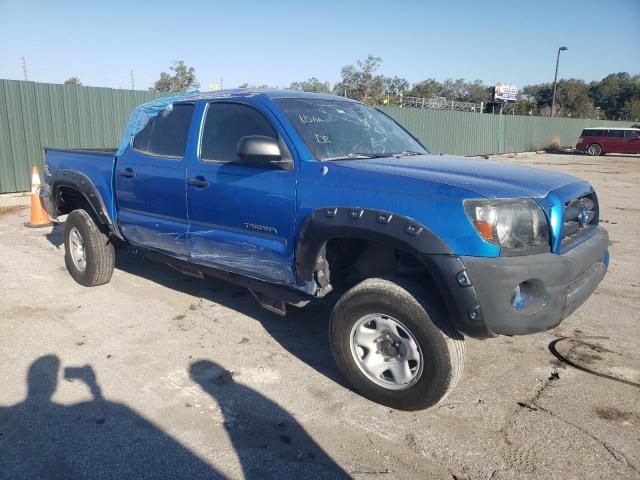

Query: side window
[132,103,194,158]
[607,130,624,138]
[624,130,640,138]
[201,103,277,163]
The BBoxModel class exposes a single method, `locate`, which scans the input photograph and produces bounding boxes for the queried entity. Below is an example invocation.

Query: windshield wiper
[392,150,424,158]
[324,152,390,161]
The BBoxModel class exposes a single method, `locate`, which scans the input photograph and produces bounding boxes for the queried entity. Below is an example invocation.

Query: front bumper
[423,226,609,338]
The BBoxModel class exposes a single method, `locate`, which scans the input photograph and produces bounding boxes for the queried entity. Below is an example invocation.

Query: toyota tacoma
[41,90,609,410]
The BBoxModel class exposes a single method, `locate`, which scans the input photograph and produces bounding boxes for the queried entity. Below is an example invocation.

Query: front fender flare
[295,206,452,283]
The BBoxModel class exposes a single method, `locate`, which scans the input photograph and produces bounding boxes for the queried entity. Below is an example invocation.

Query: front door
[186,101,297,284]
[115,103,194,256]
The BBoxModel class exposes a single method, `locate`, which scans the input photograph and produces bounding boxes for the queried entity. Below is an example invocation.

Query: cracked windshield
[274,98,428,161]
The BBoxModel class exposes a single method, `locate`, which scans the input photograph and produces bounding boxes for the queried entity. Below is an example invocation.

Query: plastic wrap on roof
[116,90,201,156]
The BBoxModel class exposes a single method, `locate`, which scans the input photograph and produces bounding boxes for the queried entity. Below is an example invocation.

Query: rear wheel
[586,143,602,156]
[330,277,465,410]
[64,209,115,286]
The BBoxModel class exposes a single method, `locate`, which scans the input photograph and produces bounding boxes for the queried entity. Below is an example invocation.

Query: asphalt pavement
[1,152,638,479]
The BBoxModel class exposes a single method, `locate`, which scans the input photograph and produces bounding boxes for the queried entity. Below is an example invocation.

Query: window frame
[606,129,625,138]
[131,102,195,160]
[197,100,291,168]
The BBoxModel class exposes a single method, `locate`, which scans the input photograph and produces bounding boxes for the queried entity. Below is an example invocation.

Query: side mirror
[237,136,292,169]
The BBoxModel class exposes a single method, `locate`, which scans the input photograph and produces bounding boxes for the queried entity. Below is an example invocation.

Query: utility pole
[220,77,223,90]
[130,70,135,90]
[21,56,28,80]
[551,46,568,117]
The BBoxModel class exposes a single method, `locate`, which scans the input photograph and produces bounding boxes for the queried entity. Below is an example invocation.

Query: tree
[150,61,199,92]
[439,79,467,101]
[290,77,331,93]
[383,76,409,104]
[521,83,553,114]
[553,79,596,118]
[590,72,637,120]
[64,77,82,87]
[334,55,386,104]
[407,78,490,104]
[624,98,640,121]
[465,80,492,104]
[407,79,440,99]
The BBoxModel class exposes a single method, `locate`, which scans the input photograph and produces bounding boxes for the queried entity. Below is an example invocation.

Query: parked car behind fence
[576,128,640,156]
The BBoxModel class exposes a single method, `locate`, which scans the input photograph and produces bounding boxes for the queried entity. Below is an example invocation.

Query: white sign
[494,84,519,101]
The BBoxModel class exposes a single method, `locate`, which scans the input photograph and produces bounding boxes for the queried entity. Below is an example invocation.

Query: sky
[1,0,639,91]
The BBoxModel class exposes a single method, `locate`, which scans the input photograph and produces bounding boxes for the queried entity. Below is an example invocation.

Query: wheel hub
[378,337,400,358]
[349,313,423,390]
[69,226,87,272]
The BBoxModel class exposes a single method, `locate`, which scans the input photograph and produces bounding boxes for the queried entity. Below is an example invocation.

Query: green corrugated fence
[377,106,630,156]
[0,79,633,194]
[0,79,164,193]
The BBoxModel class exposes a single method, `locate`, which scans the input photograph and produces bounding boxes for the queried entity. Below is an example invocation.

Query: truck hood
[331,154,581,199]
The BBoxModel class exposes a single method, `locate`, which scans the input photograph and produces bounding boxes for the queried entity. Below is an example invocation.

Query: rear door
[604,129,624,153]
[622,129,640,153]
[115,103,195,256]
[186,101,297,284]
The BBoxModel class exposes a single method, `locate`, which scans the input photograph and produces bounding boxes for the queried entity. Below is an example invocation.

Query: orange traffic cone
[24,166,53,228]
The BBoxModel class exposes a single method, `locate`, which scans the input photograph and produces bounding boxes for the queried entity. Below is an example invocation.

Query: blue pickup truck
[42,90,609,410]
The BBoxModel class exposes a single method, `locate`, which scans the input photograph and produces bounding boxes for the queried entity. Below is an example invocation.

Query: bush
[543,136,564,153]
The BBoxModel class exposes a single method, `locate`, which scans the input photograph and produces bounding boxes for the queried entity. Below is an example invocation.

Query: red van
[576,128,640,155]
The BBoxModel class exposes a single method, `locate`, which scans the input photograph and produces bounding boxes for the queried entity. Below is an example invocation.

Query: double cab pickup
[42,90,609,410]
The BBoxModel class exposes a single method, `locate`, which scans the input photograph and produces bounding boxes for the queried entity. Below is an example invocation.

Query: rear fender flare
[52,170,123,239]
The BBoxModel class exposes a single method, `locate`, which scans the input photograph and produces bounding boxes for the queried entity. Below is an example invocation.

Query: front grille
[561,192,598,248]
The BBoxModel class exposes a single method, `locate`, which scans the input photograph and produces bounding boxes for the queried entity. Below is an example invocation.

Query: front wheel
[329,277,465,410]
[64,209,115,286]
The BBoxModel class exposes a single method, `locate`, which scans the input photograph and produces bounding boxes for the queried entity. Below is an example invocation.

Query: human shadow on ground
[0,355,221,479]
[0,355,349,479]
[189,359,349,479]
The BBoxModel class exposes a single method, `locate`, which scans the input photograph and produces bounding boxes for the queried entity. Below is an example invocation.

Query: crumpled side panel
[116,90,201,156]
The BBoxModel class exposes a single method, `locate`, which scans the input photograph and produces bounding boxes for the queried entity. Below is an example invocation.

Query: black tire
[586,143,603,156]
[64,209,115,287]
[330,277,464,410]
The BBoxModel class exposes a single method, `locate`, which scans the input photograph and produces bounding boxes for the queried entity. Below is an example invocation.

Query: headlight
[464,199,549,251]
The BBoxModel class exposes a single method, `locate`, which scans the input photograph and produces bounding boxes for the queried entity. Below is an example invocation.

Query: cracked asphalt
[0,152,638,479]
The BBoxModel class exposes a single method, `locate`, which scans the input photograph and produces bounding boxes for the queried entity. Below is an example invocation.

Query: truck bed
[45,147,117,155]
[44,147,117,221]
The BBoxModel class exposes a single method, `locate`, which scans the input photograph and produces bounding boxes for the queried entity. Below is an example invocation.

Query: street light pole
[551,46,568,117]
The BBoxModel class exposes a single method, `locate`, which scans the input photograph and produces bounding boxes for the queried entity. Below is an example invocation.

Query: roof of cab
[173,88,359,104]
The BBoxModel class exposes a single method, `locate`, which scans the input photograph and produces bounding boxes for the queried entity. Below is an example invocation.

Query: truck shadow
[115,247,348,388]
[45,222,347,388]
[45,221,65,248]
[0,355,348,479]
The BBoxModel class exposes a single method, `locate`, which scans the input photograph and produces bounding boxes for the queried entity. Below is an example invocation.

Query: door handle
[187,177,210,188]
[119,168,135,178]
